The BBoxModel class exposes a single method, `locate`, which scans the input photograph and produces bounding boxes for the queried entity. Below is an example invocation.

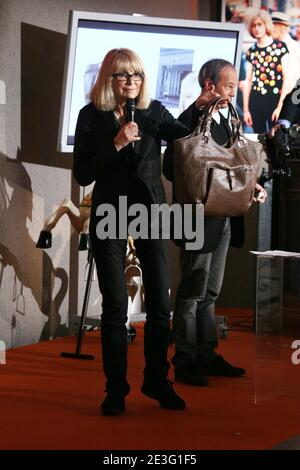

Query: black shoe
[206,354,245,377]
[141,379,185,410]
[100,394,126,416]
[36,230,52,249]
[175,366,209,386]
[78,233,91,251]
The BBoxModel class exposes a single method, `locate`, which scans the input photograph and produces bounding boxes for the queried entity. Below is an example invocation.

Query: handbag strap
[194,97,242,145]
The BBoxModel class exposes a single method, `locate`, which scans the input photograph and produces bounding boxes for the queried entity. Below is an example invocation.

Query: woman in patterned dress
[243,9,290,133]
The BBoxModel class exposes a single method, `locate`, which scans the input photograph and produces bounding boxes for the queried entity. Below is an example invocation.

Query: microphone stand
[61,248,95,360]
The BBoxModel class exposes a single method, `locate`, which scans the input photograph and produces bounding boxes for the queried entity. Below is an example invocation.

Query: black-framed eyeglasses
[112,72,144,82]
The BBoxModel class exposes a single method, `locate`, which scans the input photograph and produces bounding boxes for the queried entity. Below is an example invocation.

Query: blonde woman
[73,48,188,415]
[243,9,290,132]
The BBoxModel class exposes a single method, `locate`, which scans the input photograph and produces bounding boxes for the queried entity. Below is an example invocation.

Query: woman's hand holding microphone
[113,122,141,151]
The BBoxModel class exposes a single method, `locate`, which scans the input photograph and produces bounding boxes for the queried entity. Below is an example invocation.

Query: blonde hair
[90,48,150,111]
[246,9,273,37]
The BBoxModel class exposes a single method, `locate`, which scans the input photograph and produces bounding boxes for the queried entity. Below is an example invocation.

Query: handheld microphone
[126,98,135,122]
[126,98,136,150]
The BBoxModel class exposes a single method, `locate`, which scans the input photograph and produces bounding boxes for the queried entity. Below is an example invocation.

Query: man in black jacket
[163,59,267,386]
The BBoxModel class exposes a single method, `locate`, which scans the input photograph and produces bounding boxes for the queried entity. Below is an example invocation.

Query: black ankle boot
[175,365,209,386]
[206,354,245,377]
[101,393,126,416]
[36,230,52,249]
[78,233,91,251]
[141,379,186,410]
[100,383,130,416]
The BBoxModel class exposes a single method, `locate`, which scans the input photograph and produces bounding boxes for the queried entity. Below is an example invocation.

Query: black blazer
[73,101,189,212]
[163,101,244,252]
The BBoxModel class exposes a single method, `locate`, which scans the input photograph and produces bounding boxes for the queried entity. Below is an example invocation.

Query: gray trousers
[172,218,231,369]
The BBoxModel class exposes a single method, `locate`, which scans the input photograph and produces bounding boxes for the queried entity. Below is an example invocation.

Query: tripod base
[60,351,94,360]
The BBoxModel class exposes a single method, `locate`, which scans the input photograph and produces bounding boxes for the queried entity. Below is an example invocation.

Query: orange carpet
[0,321,300,450]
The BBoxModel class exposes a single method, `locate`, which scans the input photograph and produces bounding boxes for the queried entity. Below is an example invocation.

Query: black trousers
[90,230,171,395]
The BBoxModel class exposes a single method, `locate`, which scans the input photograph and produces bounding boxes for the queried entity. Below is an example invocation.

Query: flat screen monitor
[57,11,243,152]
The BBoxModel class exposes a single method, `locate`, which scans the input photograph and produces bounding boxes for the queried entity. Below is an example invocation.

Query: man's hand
[268,123,281,138]
[196,91,228,110]
[253,183,267,203]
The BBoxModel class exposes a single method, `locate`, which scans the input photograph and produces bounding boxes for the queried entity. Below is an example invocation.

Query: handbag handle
[194,97,242,145]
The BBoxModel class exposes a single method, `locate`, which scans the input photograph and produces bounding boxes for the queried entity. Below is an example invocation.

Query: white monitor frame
[57,11,244,152]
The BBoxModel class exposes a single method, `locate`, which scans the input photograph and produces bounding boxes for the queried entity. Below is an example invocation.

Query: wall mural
[223,0,300,133]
